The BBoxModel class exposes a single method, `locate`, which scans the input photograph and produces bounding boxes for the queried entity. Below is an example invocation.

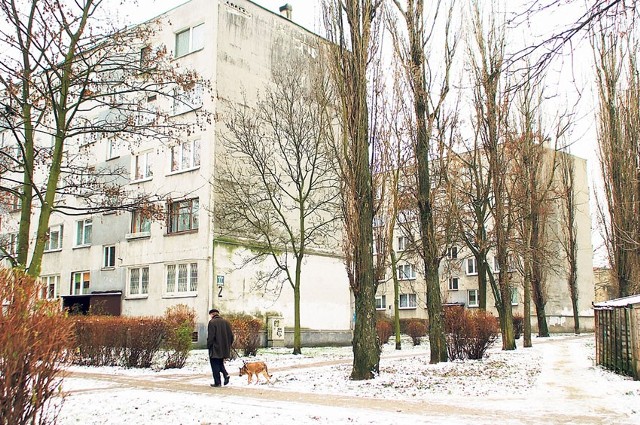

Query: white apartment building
[374,152,595,332]
[1,0,353,346]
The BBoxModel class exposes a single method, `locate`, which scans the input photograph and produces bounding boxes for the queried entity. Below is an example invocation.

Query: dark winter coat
[207,314,234,359]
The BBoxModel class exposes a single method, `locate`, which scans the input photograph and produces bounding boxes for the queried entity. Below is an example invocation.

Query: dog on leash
[239,361,272,384]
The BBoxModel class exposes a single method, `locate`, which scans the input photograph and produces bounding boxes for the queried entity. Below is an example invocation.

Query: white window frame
[171,84,203,115]
[128,266,150,297]
[174,23,204,58]
[468,289,479,308]
[6,233,18,256]
[397,235,408,252]
[40,275,60,300]
[448,277,459,291]
[511,287,519,306]
[133,150,153,181]
[399,293,417,309]
[447,246,458,259]
[168,198,199,234]
[103,245,116,268]
[493,256,500,273]
[71,271,90,295]
[375,294,386,310]
[397,209,417,224]
[44,225,63,252]
[397,263,416,280]
[130,210,152,235]
[170,139,200,173]
[106,138,120,160]
[75,219,92,246]
[466,257,478,275]
[165,262,198,296]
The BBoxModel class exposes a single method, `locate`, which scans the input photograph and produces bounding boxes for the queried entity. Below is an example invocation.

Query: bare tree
[388,0,458,364]
[558,150,580,333]
[0,0,208,276]
[323,0,384,380]
[594,31,640,297]
[468,0,516,350]
[215,52,340,355]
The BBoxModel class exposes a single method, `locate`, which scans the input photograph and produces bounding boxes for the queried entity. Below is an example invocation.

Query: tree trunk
[391,250,401,350]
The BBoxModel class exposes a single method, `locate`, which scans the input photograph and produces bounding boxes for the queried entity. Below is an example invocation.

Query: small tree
[163,304,196,369]
[215,50,340,355]
[0,269,73,425]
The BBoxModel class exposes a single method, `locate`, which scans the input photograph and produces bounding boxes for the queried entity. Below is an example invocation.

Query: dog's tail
[265,364,273,378]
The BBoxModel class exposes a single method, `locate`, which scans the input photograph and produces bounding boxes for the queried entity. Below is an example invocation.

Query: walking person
[207,308,234,387]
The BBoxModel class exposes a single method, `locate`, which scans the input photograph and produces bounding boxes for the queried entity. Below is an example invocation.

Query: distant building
[373,151,595,333]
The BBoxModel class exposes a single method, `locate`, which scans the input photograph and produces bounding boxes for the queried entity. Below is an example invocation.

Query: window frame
[399,293,417,309]
[103,245,116,269]
[466,257,478,275]
[44,224,63,252]
[375,294,386,310]
[397,235,408,252]
[468,289,479,308]
[133,150,153,182]
[40,275,60,300]
[170,139,201,173]
[174,23,205,58]
[130,209,152,235]
[447,246,458,259]
[168,198,199,234]
[75,219,92,247]
[164,262,198,297]
[397,263,416,280]
[128,266,150,298]
[71,271,90,295]
[448,276,459,291]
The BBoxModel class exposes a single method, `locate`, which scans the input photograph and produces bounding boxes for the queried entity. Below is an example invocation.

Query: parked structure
[0,0,352,346]
[374,152,595,332]
[594,295,640,380]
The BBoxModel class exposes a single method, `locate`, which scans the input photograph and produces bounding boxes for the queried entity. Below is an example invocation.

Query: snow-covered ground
[54,334,639,424]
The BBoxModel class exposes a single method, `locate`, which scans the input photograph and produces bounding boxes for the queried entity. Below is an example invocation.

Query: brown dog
[239,361,272,384]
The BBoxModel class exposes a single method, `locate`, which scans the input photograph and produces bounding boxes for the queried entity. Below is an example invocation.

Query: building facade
[1,0,353,346]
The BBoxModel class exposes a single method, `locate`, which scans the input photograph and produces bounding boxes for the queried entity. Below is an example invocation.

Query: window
[40,275,60,299]
[397,263,416,280]
[372,216,384,228]
[493,256,500,273]
[133,151,153,181]
[448,277,459,291]
[165,262,198,295]
[372,236,384,255]
[139,45,152,70]
[75,219,92,246]
[468,289,479,307]
[44,225,63,251]
[466,257,477,275]
[399,293,417,309]
[106,138,120,160]
[375,294,386,310]
[447,246,458,259]
[129,266,149,296]
[397,235,408,252]
[9,189,21,211]
[175,23,204,57]
[172,84,203,115]
[71,271,90,295]
[397,209,417,223]
[103,245,116,268]
[131,210,151,234]
[511,287,519,306]
[5,233,17,256]
[170,140,200,172]
[168,198,199,233]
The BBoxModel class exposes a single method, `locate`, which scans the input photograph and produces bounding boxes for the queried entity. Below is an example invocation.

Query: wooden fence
[594,296,640,380]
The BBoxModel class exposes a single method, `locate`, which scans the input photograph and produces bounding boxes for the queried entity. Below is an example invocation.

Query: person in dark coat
[207,308,234,387]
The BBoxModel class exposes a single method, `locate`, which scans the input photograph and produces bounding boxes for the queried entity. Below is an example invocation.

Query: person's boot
[224,375,230,385]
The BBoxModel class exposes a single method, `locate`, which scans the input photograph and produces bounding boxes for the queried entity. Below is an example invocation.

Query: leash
[232,346,245,363]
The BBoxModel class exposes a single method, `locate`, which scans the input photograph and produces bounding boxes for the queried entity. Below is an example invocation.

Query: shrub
[0,269,74,425]
[72,316,165,368]
[513,314,524,340]
[465,310,499,360]
[406,320,428,346]
[444,306,499,360]
[228,314,263,357]
[163,304,196,369]
[376,318,393,350]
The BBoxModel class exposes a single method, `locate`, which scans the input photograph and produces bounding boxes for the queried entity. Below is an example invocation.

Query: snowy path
[59,335,639,425]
